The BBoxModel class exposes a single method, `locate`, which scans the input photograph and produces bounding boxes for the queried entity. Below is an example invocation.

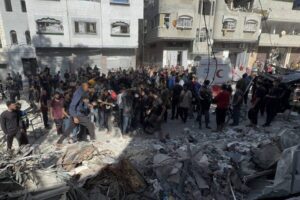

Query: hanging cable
[203,10,218,85]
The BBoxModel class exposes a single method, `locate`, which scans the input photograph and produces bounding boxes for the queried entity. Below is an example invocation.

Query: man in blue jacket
[57,82,95,144]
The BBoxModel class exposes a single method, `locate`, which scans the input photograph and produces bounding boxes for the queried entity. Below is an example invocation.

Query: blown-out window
[74,21,97,34]
[244,19,258,32]
[10,30,18,44]
[177,16,193,29]
[223,18,237,31]
[36,18,64,35]
[111,22,130,36]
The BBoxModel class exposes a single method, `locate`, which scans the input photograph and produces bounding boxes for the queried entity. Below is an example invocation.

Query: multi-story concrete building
[143,0,215,68]
[0,0,36,79]
[212,0,261,71]
[253,0,300,69]
[0,0,143,77]
[143,0,261,69]
[143,0,300,71]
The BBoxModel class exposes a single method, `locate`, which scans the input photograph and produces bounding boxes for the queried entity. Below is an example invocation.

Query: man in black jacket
[0,101,28,152]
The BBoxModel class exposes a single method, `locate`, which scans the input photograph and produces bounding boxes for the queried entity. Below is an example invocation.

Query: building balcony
[259,33,300,47]
[145,26,195,43]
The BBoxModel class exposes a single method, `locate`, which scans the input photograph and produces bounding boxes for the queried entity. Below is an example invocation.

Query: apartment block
[0,0,143,78]
[143,0,300,72]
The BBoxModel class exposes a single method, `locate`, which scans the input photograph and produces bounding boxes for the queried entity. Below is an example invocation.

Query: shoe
[206,126,212,129]
[262,124,270,127]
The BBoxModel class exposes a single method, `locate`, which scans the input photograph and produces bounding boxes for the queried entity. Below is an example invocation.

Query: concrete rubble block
[252,142,282,170]
[153,154,183,181]
[57,144,97,171]
[258,145,300,199]
[118,159,147,193]
[24,169,68,191]
[279,129,300,150]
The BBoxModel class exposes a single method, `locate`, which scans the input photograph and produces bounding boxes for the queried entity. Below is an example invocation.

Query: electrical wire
[258,0,273,47]
[203,11,218,85]
[203,13,211,81]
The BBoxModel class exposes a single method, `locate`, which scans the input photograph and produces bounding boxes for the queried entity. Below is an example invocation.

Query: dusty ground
[1,96,300,200]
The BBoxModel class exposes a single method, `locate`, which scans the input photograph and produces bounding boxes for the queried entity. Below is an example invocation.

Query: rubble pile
[0,113,299,199]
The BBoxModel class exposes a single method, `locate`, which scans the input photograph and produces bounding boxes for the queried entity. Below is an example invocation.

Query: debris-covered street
[1,98,299,200]
[1,0,300,199]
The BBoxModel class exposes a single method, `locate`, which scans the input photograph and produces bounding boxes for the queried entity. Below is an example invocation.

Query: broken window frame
[244,19,258,33]
[176,16,193,29]
[10,30,18,45]
[222,18,237,31]
[74,21,97,35]
[36,18,64,35]
[163,13,170,29]
[111,21,130,36]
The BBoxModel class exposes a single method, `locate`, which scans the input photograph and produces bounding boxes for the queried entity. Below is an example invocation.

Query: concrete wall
[101,0,143,49]
[253,0,300,48]
[253,0,300,23]
[24,0,143,72]
[0,0,35,78]
[213,0,261,43]
[26,0,143,49]
[145,0,199,42]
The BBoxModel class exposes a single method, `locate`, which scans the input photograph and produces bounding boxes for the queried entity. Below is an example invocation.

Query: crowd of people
[0,65,294,152]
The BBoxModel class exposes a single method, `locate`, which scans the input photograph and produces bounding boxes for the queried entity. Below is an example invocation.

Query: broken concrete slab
[57,144,97,171]
[279,129,300,150]
[257,145,300,199]
[252,142,282,170]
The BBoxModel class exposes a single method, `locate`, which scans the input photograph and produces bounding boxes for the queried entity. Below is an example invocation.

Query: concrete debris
[57,144,97,171]
[252,142,282,170]
[257,145,300,199]
[279,129,300,150]
[0,101,299,200]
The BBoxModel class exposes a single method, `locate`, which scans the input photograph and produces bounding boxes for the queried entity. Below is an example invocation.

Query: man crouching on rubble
[56,82,96,146]
[0,101,29,153]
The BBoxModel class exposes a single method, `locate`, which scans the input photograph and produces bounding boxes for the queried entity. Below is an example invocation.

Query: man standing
[199,80,212,129]
[179,85,193,123]
[50,92,65,135]
[263,80,282,127]
[171,78,183,120]
[40,89,50,129]
[57,83,95,145]
[213,84,231,132]
[248,80,266,127]
[230,84,244,126]
[0,101,28,152]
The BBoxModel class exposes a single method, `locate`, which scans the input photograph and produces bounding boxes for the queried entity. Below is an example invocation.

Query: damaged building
[142,0,300,71]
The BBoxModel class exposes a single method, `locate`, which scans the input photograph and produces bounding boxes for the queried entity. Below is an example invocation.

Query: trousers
[57,116,95,144]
